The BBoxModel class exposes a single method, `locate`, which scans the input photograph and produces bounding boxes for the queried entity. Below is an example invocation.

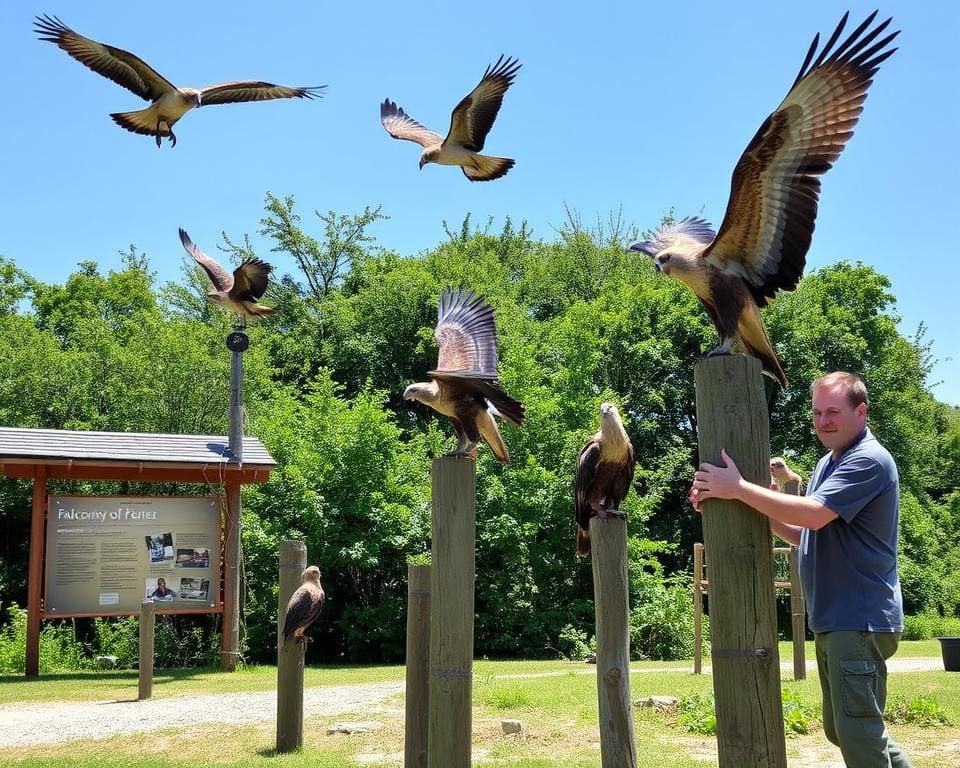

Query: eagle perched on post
[403,288,524,463]
[575,403,635,556]
[628,12,899,385]
[282,566,325,647]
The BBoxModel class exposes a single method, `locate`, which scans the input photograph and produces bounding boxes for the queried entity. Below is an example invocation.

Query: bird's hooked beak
[403,384,418,401]
[418,157,426,171]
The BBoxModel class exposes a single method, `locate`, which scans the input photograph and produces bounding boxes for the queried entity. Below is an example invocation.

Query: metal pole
[226,331,248,463]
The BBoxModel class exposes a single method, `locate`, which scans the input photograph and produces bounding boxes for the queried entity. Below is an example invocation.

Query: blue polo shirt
[799,427,904,634]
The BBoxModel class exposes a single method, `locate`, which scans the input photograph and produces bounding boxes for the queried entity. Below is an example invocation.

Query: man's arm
[690,449,837,531]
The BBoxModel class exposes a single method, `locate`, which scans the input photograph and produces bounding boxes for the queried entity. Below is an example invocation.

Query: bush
[903,613,960,640]
[886,695,951,726]
[0,605,90,673]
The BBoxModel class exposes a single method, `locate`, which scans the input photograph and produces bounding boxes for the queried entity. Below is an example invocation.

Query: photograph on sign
[44,496,222,616]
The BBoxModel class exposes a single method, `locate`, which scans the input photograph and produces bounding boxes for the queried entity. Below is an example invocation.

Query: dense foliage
[1,198,957,666]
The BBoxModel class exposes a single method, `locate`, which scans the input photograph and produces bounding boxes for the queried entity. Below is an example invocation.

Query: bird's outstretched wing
[178,228,233,292]
[380,99,443,147]
[446,56,521,152]
[232,259,273,301]
[629,217,717,257]
[34,14,176,101]
[704,11,899,307]
[433,288,499,375]
[198,82,325,106]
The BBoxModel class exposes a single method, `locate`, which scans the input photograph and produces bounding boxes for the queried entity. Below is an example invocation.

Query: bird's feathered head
[302,565,321,583]
[403,382,434,404]
[600,402,623,428]
[419,146,441,169]
[628,217,716,257]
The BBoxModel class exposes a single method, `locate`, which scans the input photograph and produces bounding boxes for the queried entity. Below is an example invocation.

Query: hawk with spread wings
[179,228,275,323]
[381,56,521,181]
[403,288,524,463]
[282,566,325,648]
[575,403,635,557]
[34,15,325,147]
[628,12,899,385]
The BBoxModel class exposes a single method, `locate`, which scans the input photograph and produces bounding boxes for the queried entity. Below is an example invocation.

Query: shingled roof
[0,427,275,483]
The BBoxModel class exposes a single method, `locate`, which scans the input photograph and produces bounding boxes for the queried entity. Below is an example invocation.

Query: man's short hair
[811,371,868,408]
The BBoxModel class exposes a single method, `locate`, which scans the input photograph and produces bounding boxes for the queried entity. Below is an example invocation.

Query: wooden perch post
[694,356,786,767]
[138,599,155,700]
[405,563,431,768]
[590,515,637,767]
[428,456,475,767]
[276,539,308,753]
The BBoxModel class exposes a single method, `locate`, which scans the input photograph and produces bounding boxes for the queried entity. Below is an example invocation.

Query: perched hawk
[282,566,325,647]
[403,288,524,463]
[34,15,325,147]
[179,228,275,323]
[381,56,521,181]
[628,12,899,385]
[575,403,635,556]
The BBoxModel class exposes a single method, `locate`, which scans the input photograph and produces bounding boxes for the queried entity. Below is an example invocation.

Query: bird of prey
[575,403,635,557]
[380,55,521,181]
[403,288,524,463]
[282,566,326,648]
[627,12,899,385]
[34,14,325,147]
[178,228,275,324]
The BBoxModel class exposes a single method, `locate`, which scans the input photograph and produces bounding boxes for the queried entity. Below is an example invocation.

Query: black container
[938,637,960,672]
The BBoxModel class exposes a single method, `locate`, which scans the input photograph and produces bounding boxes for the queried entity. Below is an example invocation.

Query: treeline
[0,197,958,665]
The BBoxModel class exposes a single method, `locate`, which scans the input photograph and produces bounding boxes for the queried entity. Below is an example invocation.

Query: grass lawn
[0,641,957,767]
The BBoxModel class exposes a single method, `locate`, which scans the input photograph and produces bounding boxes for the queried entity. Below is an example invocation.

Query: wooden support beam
[138,599,156,699]
[694,356,786,767]
[276,540,307,753]
[405,563,431,768]
[428,457,475,767]
[590,516,637,767]
[25,466,47,677]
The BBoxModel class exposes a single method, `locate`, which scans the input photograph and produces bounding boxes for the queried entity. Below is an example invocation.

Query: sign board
[44,496,222,616]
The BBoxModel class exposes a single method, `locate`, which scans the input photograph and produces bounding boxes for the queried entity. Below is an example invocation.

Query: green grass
[0,645,956,767]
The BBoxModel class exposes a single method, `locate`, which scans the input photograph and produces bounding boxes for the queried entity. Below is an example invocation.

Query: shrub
[886,695,951,726]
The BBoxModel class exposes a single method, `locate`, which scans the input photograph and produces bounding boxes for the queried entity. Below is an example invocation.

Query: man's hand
[690,448,745,508]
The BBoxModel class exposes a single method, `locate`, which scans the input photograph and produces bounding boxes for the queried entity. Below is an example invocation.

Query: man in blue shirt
[689,372,910,767]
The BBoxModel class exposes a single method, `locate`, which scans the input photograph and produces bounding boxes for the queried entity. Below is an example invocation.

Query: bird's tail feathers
[576,528,591,557]
[111,107,169,138]
[738,307,788,386]
[462,154,514,182]
[245,303,277,318]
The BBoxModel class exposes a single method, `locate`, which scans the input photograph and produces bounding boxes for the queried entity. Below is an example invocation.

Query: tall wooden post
[428,457,475,767]
[276,540,308,753]
[693,542,705,675]
[590,516,637,767]
[25,466,47,677]
[221,478,241,671]
[789,547,806,680]
[694,356,786,768]
[138,599,156,700]
[405,563,431,768]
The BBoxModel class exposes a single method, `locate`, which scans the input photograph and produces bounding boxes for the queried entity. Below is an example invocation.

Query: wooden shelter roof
[0,427,275,483]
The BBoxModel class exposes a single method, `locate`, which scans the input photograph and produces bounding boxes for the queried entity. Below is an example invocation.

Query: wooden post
[26,466,47,677]
[138,599,156,700]
[789,547,806,680]
[405,563,431,768]
[693,542,705,675]
[428,457,475,767]
[590,516,637,767]
[276,540,308,753]
[694,356,786,768]
[221,479,241,671]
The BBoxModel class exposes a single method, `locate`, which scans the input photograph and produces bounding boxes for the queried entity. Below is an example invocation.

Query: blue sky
[1,1,957,405]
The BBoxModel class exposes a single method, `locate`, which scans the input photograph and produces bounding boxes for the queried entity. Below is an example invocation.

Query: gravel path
[0,681,404,748]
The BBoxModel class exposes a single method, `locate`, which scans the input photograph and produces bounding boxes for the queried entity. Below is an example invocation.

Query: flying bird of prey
[403,288,524,463]
[34,14,325,147]
[628,12,899,385]
[282,566,326,648]
[179,228,275,324]
[575,403,635,557]
[381,55,521,181]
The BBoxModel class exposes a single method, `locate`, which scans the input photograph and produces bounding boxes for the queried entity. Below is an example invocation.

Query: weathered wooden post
[428,456,475,767]
[276,539,308,752]
[693,542,705,675]
[590,516,637,767]
[25,466,46,677]
[694,356,786,767]
[405,563,431,768]
[138,599,156,700]
[788,547,806,680]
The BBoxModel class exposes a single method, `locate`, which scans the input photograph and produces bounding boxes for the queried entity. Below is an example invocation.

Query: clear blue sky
[1,1,957,405]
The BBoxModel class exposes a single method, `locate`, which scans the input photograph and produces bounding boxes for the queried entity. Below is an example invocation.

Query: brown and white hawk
[34,15,325,147]
[628,12,899,385]
[282,566,325,647]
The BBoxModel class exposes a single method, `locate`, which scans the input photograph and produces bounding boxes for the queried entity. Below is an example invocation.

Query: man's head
[811,372,868,453]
